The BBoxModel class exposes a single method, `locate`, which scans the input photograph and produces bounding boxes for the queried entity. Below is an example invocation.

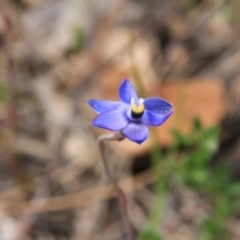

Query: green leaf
[138,228,162,240]
[193,117,202,131]
[171,129,193,147]
[71,25,85,52]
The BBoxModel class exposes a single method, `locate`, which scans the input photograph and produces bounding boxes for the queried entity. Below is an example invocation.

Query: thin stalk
[97,132,135,240]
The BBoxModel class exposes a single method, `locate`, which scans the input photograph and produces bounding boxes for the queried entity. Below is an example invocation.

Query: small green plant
[172,118,219,191]
[173,118,240,239]
[139,118,240,239]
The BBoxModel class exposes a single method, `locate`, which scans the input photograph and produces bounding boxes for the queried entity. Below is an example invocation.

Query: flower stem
[97,132,135,240]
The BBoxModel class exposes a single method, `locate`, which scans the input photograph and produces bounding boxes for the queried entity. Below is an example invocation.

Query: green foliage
[71,25,85,53]
[139,117,240,239]
[138,228,162,240]
[173,118,240,239]
[200,218,227,240]
[172,118,219,191]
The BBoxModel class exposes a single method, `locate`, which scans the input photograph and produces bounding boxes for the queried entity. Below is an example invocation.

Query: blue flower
[88,79,174,144]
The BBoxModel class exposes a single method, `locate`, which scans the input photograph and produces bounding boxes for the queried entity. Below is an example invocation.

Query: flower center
[131,98,144,119]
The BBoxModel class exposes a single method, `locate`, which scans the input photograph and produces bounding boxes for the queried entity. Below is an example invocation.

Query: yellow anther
[130,98,145,119]
[131,103,145,114]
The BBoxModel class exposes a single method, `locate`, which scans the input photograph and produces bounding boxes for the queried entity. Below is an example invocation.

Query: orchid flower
[88,79,174,144]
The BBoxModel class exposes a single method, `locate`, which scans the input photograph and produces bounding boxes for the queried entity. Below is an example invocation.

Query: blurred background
[1,0,240,239]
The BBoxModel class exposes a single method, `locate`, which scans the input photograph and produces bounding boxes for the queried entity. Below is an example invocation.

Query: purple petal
[122,122,148,144]
[144,97,173,114]
[141,109,173,126]
[92,108,129,131]
[88,99,124,114]
[119,79,138,104]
